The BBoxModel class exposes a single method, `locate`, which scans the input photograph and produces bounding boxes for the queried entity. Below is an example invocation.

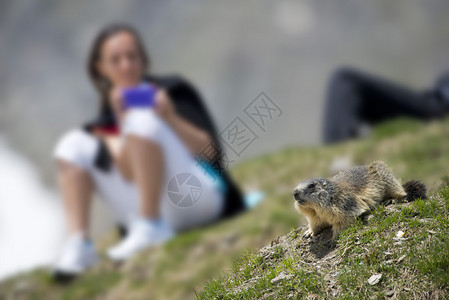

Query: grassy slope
[197,185,449,299]
[1,118,449,300]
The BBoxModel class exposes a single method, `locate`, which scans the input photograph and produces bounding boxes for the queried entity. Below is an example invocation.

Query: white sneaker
[107,218,175,261]
[53,233,98,275]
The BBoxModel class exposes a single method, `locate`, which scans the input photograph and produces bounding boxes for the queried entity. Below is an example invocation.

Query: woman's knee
[53,128,99,170]
[55,158,91,181]
[122,109,165,144]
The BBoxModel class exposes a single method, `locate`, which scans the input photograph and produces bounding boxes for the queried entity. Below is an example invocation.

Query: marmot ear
[322,181,327,187]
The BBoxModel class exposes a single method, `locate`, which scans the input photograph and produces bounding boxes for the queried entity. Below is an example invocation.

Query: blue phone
[122,84,156,109]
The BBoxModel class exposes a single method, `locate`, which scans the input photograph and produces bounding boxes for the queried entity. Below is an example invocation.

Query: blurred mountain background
[2,0,449,185]
[1,0,449,280]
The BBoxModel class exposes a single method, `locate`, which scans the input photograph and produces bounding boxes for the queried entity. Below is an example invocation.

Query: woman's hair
[87,23,150,120]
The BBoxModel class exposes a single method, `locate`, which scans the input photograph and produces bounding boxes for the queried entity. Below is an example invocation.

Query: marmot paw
[303,229,314,238]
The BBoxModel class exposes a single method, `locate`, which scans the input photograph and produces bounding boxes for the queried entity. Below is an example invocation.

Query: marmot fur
[293,161,427,239]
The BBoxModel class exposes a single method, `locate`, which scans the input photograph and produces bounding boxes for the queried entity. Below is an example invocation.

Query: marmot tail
[402,180,427,202]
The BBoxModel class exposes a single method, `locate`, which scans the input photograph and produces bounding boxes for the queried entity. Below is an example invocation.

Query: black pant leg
[322,68,444,144]
[353,70,442,122]
[322,68,369,143]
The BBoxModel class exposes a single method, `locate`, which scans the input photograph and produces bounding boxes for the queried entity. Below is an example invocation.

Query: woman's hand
[154,89,176,122]
[109,85,175,124]
[153,88,216,157]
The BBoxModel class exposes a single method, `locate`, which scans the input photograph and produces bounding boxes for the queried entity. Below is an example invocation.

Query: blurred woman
[52,23,245,277]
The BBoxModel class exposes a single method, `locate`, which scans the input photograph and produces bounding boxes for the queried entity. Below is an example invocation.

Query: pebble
[270,271,293,284]
[397,255,406,263]
[367,274,382,285]
[396,230,405,238]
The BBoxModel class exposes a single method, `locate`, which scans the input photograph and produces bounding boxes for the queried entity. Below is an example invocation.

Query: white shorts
[52,109,224,232]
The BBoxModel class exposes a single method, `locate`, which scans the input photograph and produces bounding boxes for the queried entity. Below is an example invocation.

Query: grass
[1,117,449,299]
[198,187,449,299]
[336,193,449,299]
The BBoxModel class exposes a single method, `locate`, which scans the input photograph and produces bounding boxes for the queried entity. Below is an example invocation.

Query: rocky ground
[198,193,449,299]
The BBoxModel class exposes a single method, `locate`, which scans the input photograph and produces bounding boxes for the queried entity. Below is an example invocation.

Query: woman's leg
[53,129,102,236]
[106,111,173,260]
[56,159,93,237]
[125,135,164,219]
[52,128,101,275]
[53,128,141,230]
[122,108,224,229]
[107,109,223,260]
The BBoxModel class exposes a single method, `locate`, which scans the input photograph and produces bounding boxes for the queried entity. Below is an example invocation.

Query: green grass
[198,188,449,299]
[1,117,449,299]
[335,194,449,299]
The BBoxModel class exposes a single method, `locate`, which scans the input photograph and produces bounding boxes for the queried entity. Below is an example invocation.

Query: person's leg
[106,110,173,260]
[322,68,366,143]
[125,135,164,219]
[121,108,224,228]
[352,70,434,122]
[53,128,140,230]
[322,67,432,143]
[52,129,101,276]
[107,109,224,260]
[106,135,174,261]
[56,159,93,237]
[53,129,103,236]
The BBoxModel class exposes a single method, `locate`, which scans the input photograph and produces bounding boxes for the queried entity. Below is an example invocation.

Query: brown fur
[292,161,422,239]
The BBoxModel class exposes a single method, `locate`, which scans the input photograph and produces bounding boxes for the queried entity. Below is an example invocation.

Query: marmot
[292,161,427,239]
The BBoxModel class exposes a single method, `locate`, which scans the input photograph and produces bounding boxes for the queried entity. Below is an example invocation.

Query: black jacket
[82,74,245,218]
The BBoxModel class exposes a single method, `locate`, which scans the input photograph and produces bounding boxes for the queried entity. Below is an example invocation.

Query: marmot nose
[293,188,300,200]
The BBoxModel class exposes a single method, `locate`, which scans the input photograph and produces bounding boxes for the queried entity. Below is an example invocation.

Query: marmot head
[293,179,334,207]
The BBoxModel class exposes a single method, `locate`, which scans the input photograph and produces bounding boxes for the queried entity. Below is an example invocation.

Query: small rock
[396,255,406,263]
[271,271,293,284]
[367,274,382,285]
[385,290,395,297]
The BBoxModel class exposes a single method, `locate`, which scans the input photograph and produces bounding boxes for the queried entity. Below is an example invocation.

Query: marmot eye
[308,183,316,189]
